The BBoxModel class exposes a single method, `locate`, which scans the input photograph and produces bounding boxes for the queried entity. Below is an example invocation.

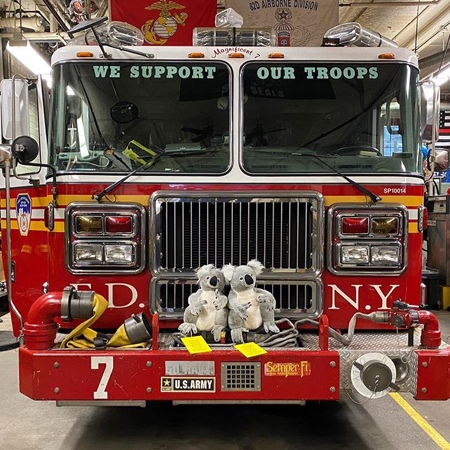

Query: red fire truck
[1,19,449,405]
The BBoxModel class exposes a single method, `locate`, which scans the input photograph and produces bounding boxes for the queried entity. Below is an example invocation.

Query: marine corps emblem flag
[109,0,217,46]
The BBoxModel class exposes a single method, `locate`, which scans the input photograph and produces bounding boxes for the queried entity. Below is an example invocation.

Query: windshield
[241,62,421,174]
[49,61,231,173]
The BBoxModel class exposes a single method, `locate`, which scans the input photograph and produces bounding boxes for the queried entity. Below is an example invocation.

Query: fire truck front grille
[221,362,261,391]
[150,191,323,274]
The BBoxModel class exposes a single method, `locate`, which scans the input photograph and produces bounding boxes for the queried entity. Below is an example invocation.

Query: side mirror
[385,98,401,135]
[0,79,30,140]
[11,136,39,164]
[67,17,108,38]
[420,81,440,142]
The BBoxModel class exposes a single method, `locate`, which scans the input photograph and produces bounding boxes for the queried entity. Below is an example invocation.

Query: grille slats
[153,280,320,318]
[153,193,322,273]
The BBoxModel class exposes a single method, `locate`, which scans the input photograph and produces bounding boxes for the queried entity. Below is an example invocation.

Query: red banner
[109,0,217,46]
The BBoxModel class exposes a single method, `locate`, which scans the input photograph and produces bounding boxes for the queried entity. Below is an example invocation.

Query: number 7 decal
[91,356,114,399]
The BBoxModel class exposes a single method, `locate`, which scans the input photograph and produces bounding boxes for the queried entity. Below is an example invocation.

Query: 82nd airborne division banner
[109,0,217,46]
[224,0,339,47]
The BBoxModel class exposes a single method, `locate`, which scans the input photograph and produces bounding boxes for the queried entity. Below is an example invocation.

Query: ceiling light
[6,39,50,77]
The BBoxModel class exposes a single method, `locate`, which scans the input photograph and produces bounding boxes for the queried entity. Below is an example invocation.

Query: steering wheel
[332,146,382,156]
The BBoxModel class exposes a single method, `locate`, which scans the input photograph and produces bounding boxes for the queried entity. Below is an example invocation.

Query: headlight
[341,245,369,264]
[74,244,103,263]
[105,244,134,264]
[371,246,400,264]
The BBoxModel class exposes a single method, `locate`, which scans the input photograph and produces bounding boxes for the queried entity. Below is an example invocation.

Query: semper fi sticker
[161,377,215,392]
[264,361,311,378]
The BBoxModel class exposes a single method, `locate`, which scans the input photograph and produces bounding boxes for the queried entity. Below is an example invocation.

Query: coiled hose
[173,312,383,348]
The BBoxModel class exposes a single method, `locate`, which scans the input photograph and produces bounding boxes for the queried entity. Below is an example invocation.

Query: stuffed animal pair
[178,260,279,343]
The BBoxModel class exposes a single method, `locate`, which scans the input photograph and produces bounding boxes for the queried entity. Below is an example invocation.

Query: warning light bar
[322,22,398,48]
[68,20,144,47]
[193,27,275,47]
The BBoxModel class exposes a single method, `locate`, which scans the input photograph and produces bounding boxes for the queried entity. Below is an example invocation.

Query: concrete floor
[1,312,449,450]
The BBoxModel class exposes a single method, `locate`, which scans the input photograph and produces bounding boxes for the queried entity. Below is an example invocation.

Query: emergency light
[68,19,144,47]
[193,6,274,47]
[193,27,275,47]
[215,8,244,28]
[323,22,398,48]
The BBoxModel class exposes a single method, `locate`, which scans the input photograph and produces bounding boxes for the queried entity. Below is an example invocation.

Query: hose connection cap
[124,313,152,344]
[61,286,95,322]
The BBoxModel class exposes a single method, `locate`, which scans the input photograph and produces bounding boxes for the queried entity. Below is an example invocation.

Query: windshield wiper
[92,157,160,202]
[93,146,216,202]
[292,150,382,204]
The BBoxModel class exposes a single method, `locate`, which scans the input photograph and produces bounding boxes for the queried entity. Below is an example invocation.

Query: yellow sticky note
[234,342,267,358]
[181,335,212,354]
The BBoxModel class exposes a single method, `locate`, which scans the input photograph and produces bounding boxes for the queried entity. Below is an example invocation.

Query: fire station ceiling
[0,0,450,91]
[339,0,450,85]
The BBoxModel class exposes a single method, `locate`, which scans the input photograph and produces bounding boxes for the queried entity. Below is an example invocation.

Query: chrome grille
[221,362,261,391]
[150,191,323,274]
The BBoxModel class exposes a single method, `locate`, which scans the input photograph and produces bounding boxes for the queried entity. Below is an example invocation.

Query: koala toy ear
[247,259,264,276]
[222,264,236,282]
[196,264,215,280]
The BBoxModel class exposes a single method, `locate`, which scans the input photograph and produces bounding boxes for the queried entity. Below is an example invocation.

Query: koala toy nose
[210,276,218,287]
[244,274,253,285]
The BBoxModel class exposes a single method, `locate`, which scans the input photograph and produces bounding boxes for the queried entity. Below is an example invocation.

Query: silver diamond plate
[300,329,448,396]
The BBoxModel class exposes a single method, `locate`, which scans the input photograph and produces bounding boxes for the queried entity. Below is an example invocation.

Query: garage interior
[0,1,449,449]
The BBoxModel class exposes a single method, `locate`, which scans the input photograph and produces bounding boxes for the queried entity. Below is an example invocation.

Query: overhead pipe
[97,1,109,17]
[41,0,69,32]
[0,16,46,32]
[23,32,68,43]
[415,22,450,54]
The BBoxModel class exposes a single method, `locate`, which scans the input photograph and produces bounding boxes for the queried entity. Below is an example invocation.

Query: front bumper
[19,346,339,404]
[19,330,450,404]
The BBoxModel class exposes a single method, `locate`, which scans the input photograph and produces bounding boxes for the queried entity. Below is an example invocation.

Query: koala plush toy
[178,264,229,342]
[223,259,280,344]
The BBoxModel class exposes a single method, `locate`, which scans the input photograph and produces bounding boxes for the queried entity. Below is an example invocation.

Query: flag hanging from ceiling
[109,0,217,46]
[224,0,338,47]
